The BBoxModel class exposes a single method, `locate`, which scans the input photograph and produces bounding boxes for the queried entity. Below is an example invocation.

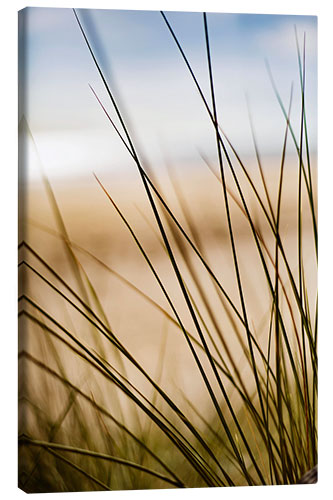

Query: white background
[1,0,332,499]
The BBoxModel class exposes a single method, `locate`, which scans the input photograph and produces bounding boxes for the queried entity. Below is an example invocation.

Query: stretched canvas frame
[18,5,318,493]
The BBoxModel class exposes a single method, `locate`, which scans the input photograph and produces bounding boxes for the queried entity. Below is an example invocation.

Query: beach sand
[19,154,317,432]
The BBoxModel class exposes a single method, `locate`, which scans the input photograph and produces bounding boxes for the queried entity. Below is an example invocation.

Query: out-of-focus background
[19,8,317,181]
[19,4,318,415]
[18,7,318,491]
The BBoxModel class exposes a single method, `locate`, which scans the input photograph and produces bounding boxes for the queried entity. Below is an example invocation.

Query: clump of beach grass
[18,9,317,492]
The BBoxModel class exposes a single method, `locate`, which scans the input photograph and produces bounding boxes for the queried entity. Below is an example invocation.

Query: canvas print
[18,7,318,492]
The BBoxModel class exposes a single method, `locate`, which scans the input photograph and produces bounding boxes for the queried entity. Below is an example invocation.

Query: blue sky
[18,7,317,179]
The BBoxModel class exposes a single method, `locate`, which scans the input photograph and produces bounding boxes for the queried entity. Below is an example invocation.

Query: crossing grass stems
[18,9,317,492]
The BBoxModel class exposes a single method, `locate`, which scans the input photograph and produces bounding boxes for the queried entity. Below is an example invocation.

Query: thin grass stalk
[21,236,272,402]
[166,168,251,399]
[139,322,168,464]
[92,351,230,485]
[204,87,308,483]
[23,241,231,439]
[279,346,300,482]
[218,128,315,365]
[20,250,296,484]
[21,11,317,487]
[265,302,280,483]
[221,130,316,373]
[274,85,294,483]
[164,163,251,374]
[160,13,315,366]
[312,296,318,464]
[297,33,311,466]
[93,177,256,485]
[98,311,295,481]
[203,12,273,471]
[91,402,126,483]
[73,11,257,482]
[19,244,259,416]
[161,11,309,419]
[20,300,224,488]
[265,61,317,259]
[19,303,228,487]
[200,151,304,385]
[19,353,221,488]
[295,27,316,248]
[220,129,313,376]
[19,323,205,479]
[22,230,300,476]
[183,284,231,375]
[75,89,280,390]
[21,387,78,489]
[246,96,275,222]
[302,267,316,459]
[80,26,263,481]
[23,117,304,484]
[46,448,111,491]
[164,212,246,391]
[180,393,249,479]
[98,305,294,478]
[24,121,130,429]
[19,349,186,486]
[204,153,303,369]
[19,437,185,488]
